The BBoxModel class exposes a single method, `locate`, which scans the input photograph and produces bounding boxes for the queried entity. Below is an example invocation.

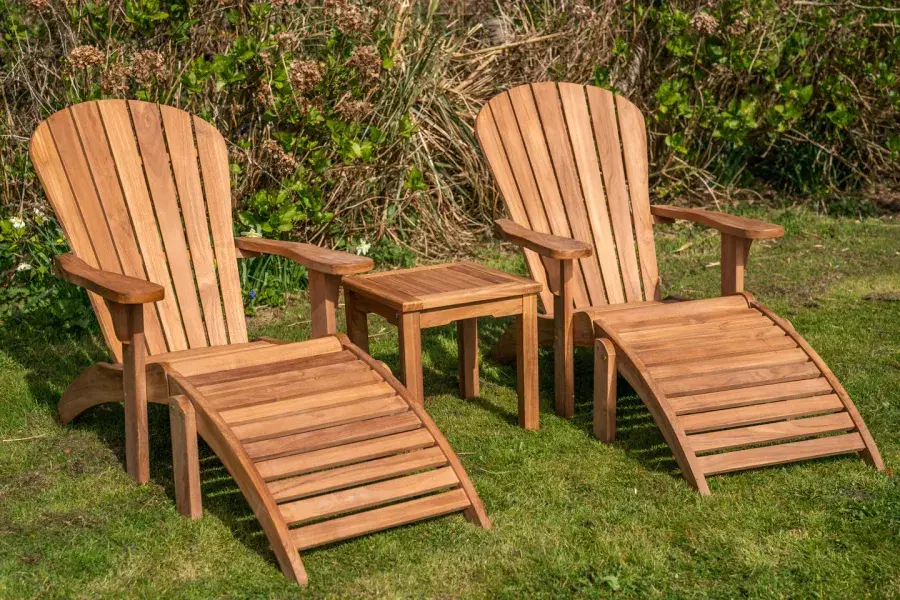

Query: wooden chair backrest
[30,100,247,362]
[475,82,661,313]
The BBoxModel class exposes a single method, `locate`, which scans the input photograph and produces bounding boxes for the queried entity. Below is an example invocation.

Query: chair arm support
[649,205,784,240]
[54,253,164,305]
[234,238,373,338]
[494,219,592,260]
[233,237,374,275]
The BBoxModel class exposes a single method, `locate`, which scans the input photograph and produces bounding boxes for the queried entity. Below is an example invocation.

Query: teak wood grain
[342,262,541,427]
[478,83,878,493]
[589,295,883,493]
[35,101,488,587]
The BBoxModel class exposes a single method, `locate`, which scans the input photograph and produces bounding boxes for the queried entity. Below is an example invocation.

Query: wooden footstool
[342,262,543,429]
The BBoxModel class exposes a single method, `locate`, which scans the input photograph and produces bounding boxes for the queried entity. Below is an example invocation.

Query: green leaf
[403,167,428,192]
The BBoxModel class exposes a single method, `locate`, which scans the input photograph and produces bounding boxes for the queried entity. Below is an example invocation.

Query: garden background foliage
[1,0,898,325]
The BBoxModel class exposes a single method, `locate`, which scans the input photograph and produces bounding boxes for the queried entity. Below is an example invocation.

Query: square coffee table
[342,261,543,429]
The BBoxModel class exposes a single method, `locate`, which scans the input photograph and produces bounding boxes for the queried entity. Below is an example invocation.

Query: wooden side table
[342,261,543,429]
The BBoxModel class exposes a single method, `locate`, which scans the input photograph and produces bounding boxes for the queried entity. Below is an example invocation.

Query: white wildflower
[10,216,25,229]
[356,240,371,256]
[16,263,32,272]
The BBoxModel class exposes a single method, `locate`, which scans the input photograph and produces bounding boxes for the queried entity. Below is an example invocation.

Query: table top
[343,261,542,312]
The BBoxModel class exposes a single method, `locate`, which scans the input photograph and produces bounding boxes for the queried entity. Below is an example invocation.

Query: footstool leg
[593,338,617,443]
[457,318,479,399]
[399,312,424,403]
[517,295,539,430]
[169,396,202,519]
[345,291,369,353]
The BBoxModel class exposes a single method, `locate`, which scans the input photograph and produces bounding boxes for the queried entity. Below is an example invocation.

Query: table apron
[348,290,401,325]
[419,297,525,328]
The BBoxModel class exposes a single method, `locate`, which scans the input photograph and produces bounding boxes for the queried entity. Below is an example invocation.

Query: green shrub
[0,0,897,328]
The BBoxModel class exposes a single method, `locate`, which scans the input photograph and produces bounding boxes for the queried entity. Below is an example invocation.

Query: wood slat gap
[268,446,448,503]
[680,394,845,434]
[233,395,409,443]
[279,466,459,525]
[689,412,855,453]
[698,432,865,475]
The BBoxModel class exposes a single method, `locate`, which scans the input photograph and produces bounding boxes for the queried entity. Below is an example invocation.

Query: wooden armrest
[494,219,592,260]
[234,238,374,275]
[650,206,784,240]
[54,253,164,304]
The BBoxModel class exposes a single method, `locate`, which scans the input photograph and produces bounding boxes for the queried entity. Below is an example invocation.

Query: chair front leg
[553,259,575,419]
[108,302,149,484]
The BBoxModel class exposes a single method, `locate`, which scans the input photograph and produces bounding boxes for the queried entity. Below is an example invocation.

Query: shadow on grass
[0,306,683,571]
[0,315,288,572]
[369,313,684,482]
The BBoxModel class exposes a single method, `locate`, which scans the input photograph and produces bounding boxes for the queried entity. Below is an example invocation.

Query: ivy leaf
[404,167,428,192]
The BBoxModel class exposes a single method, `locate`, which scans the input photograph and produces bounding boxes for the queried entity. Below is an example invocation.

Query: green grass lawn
[1,208,898,599]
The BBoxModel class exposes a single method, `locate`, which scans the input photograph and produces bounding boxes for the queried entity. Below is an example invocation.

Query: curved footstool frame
[589,294,883,494]
[58,336,490,584]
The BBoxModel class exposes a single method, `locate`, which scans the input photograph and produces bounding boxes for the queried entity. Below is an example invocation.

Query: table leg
[344,290,369,352]
[457,318,479,398]
[399,312,424,404]
[517,295,539,430]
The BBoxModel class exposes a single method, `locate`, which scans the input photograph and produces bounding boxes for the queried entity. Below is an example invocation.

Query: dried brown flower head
[571,1,595,20]
[691,12,719,37]
[255,80,275,109]
[131,50,166,84]
[273,31,297,52]
[68,45,105,70]
[262,139,298,176]
[346,45,381,81]
[336,100,372,122]
[288,59,324,95]
[27,0,51,13]
[726,13,748,37]
[101,62,131,95]
[324,0,370,35]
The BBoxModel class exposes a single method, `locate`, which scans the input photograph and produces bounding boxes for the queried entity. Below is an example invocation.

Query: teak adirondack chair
[30,100,490,585]
[475,82,884,494]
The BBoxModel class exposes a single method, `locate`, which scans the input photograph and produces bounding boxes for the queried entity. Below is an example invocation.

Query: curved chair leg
[58,362,170,425]
[57,363,124,425]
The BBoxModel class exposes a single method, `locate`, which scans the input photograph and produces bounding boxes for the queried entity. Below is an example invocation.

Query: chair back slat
[477,83,662,313]
[504,85,591,307]
[30,100,247,361]
[531,82,607,306]
[160,106,231,346]
[616,95,660,299]
[478,94,554,310]
[67,102,170,353]
[557,83,625,304]
[194,116,247,344]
